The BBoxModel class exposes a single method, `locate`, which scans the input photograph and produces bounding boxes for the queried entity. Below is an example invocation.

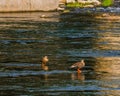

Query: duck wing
[70,62,85,68]
[70,62,81,68]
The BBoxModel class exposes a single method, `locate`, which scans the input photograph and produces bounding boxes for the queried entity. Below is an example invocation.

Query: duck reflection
[43,74,48,81]
[71,73,85,81]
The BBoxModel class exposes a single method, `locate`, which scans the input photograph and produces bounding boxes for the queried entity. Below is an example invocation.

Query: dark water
[0,12,120,96]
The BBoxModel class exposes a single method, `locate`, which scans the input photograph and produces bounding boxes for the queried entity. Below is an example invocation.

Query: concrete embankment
[0,0,59,12]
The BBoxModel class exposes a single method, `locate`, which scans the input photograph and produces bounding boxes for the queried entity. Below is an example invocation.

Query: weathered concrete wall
[0,0,59,12]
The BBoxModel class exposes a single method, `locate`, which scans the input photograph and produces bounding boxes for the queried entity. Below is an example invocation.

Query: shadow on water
[0,12,120,95]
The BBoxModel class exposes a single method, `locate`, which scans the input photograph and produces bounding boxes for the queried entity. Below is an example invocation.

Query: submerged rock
[64,7,120,14]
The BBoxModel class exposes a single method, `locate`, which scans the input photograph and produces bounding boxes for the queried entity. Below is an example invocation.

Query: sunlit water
[0,11,120,96]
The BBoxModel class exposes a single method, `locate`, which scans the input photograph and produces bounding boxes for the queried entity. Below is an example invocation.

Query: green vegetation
[66,0,113,8]
[66,2,93,8]
[101,0,113,7]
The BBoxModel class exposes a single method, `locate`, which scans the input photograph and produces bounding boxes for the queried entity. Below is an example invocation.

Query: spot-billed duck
[70,59,85,73]
[41,56,49,71]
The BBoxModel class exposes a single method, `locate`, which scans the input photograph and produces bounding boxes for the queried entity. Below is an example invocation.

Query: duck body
[42,56,48,65]
[70,60,85,73]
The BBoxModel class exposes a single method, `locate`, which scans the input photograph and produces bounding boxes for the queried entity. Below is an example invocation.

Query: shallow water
[0,12,120,96]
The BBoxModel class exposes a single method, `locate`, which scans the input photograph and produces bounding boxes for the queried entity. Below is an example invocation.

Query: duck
[41,56,49,71]
[42,56,48,65]
[70,59,85,73]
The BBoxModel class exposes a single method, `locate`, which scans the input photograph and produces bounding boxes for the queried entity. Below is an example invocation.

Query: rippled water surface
[0,12,120,96]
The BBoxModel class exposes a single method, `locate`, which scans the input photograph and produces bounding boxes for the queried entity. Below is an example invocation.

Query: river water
[0,12,120,96]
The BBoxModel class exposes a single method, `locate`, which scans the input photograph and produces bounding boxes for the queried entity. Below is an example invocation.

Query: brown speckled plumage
[70,59,85,73]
